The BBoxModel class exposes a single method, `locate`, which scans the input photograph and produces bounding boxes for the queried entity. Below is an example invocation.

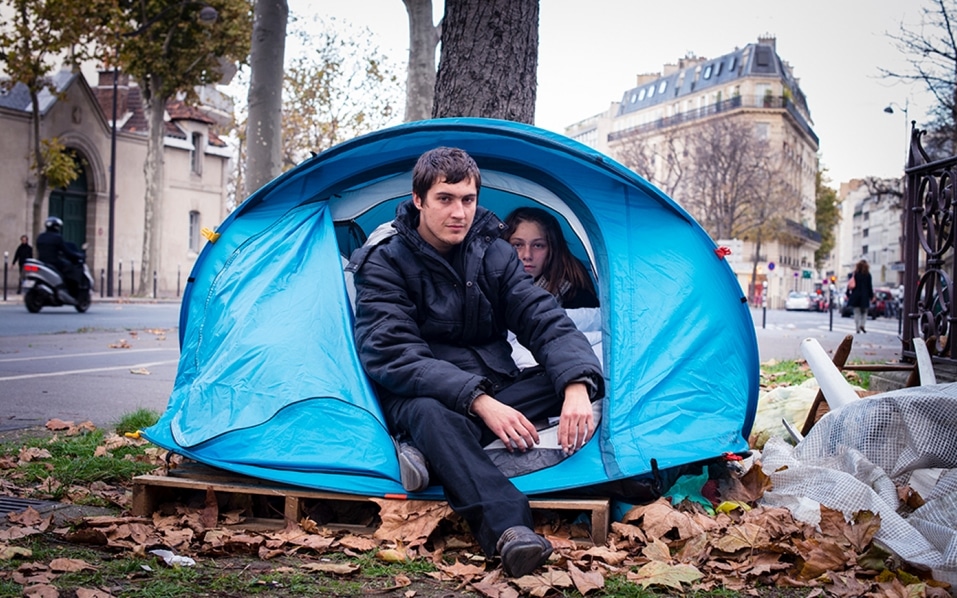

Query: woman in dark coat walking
[847,259,874,333]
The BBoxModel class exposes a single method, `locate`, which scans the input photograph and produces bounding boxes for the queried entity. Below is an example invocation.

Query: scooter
[21,258,94,313]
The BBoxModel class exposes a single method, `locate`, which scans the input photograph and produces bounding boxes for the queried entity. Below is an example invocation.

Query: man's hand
[471,394,540,452]
[559,382,594,455]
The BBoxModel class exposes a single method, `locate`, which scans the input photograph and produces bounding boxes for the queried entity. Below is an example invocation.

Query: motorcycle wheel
[74,290,92,313]
[25,289,44,313]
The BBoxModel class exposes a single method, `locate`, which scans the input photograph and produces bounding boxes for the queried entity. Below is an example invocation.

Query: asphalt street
[0,297,181,432]
[0,295,907,434]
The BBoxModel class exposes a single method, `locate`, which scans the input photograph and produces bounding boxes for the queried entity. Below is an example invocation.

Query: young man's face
[413,176,477,255]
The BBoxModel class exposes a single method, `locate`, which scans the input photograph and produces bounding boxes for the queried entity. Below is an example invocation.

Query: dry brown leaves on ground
[0,436,952,598]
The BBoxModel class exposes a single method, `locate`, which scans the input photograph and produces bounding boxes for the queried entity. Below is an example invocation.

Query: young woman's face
[509,221,549,279]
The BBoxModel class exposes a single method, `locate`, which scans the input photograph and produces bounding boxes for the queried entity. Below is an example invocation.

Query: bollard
[118,260,122,297]
[131,260,135,295]
[3,251,7,302]
[152,270,157,298]
[100,268,105,298]
[177,264,181,297]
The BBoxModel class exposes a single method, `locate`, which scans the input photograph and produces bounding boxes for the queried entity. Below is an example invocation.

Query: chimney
[97,69,132,123]
[635,72,659,86]
[757,34,776,51]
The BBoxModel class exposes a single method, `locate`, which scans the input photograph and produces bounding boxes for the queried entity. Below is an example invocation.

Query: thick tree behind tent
[432,0,538,123]
[402,0,440,122]
[244,0,288,197]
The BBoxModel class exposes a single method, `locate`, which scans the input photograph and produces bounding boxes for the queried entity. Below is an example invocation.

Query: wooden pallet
[132,464,610,544]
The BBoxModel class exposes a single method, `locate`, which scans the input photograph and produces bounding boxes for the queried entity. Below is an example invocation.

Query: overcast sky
[294,0,932,189]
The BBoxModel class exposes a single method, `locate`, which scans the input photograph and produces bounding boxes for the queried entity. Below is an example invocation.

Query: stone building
[0,69,231,297]
[836,178,904,291]
[565,36,820,308]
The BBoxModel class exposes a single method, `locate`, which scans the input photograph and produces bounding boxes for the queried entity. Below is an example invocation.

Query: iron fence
[901,124,957,363]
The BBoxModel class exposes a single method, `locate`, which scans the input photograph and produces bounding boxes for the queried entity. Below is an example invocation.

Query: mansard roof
[0,71,81,115]
[1,70,226,147]
[616,37,810,119]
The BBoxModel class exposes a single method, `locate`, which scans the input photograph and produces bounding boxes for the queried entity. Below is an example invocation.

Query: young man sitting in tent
[348,146,605,578]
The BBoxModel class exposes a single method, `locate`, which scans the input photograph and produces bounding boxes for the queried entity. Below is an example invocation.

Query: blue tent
[144,118,758,499]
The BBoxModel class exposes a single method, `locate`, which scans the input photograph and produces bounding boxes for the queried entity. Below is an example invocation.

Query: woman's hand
[559,382,594,455]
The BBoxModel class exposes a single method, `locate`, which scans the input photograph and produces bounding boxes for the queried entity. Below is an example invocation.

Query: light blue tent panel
[144,118,758,499]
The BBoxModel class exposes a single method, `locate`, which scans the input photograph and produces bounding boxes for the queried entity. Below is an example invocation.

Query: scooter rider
[36,217,85,293]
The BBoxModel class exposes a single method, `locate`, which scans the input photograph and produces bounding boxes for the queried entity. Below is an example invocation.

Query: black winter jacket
[347,201,604,415]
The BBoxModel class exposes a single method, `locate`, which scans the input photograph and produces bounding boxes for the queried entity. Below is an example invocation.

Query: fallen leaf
[338,534,377,552]
[300,561,359,575]
[711,522,767,553]
[50,557,97,572]
[129,368,151,375]
[45,418,72,431]
[76,589,114,598]
[371,499,453,550]
[628,560,703,590]
[512,569,573,597]
[23,584,59,598]
[568,562,604,595]
[0,546,33,560]
[641,537,671,563]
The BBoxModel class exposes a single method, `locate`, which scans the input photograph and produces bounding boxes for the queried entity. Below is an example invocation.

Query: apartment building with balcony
[565,36,820,308]
[836,178,904,291]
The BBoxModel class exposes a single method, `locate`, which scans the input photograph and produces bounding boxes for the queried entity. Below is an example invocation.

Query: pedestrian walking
[12,235,33,294]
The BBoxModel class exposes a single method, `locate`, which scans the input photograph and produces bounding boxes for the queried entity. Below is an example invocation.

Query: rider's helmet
[44,217,63,233]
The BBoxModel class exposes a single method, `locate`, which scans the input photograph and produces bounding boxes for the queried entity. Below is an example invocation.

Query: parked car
[785,291,815,311]
[840,287,897,318]
[870,288,897,318]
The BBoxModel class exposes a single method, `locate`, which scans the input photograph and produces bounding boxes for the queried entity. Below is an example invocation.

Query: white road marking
[0,348,175,364]
[0,360,178,382]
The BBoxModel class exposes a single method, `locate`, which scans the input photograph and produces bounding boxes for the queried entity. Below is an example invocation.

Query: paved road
[750,306,904,364]
[0,297,181,432]
[0,296,909,434]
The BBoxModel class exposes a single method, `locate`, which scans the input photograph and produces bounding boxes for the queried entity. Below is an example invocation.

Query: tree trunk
[433,0,538,124]
[402,0,439,122]
[29,88,46,239]
[139,75,167,297]
[244,0,288,197]
[749,228,763,306]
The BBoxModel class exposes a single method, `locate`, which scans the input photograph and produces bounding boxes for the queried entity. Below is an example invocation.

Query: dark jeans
[381,368,562,556]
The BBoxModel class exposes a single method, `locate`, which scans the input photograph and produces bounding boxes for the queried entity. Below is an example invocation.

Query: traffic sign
[768,262,775,271]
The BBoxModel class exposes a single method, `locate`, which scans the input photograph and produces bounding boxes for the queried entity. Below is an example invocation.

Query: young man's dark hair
[411,146,482,201]
[348,147,603,578]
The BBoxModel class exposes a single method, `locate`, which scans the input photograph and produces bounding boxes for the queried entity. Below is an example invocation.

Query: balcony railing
[608,95,819,146]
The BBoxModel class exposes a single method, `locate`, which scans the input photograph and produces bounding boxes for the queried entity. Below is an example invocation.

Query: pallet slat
[132,470,610,544]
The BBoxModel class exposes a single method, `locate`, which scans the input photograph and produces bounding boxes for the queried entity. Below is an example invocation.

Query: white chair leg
[800,337,860,411]
[912,337,937,385]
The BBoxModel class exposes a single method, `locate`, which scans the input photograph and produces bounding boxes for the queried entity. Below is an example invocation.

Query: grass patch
[0,413,159,501]
[114,408,160,435]
[760,359,872,391]
[760,359,813,387]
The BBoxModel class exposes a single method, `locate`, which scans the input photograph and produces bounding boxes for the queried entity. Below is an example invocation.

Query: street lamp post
[883,99,911,167]
[105,2,217,297]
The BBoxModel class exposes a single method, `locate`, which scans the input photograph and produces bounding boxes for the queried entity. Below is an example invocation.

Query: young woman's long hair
[503,207,595,300]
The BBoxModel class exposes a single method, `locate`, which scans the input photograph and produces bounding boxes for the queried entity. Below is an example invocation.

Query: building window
[638,88,646,101]
[862,245,869,256]
[189,210,201,253]
[703,64,712,79]
[729,56,737,71]
[658,80,667,94]
[755,122,770,139]
[190,132,203,175]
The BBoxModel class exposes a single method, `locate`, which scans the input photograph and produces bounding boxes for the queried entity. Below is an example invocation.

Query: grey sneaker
[496,525,553,577]
[397,442,429,492]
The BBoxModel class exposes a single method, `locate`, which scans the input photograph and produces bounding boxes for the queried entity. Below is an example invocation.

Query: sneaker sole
[398,452,428,493]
